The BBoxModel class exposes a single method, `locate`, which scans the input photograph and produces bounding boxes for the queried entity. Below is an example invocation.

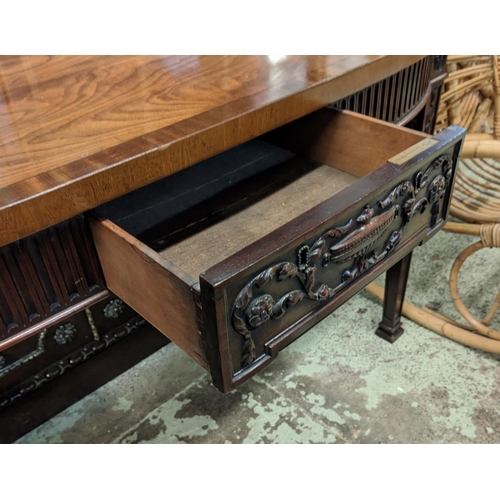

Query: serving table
[0,55,463,439]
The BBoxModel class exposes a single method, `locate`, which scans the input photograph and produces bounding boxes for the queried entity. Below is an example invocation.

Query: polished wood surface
[0,55,425,247]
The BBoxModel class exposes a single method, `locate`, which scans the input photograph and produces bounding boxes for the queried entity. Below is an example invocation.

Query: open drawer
[88,109,465,393]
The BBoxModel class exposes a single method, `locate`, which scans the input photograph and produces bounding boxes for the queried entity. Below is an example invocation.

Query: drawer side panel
[89,217,209,371]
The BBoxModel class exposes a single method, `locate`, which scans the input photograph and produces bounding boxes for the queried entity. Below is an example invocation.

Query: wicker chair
[437,55,500,223]
[366,55,500,353]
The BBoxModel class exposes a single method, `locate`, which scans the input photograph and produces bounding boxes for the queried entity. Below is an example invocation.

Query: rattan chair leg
[365,281,500,355]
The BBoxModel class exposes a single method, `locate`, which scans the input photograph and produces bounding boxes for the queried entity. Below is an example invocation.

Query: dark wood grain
[0,55,453,416]
[0,55,425,247]
[0,215,106,345]
[331,56,434,125]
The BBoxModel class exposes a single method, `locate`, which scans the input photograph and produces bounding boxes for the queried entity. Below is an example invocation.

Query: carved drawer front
[89,109,465,393]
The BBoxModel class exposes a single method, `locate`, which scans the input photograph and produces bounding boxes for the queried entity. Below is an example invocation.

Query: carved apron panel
[229,153,454,371]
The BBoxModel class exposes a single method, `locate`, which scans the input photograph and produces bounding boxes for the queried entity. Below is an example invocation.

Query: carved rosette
[54,323,77,345]
[103,298,125,319]
[232,262,304,365]
[232,154,454,367]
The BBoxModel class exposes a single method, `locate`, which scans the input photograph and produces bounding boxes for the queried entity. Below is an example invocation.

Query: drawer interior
[94,110,428,284]
[96,141,357,279]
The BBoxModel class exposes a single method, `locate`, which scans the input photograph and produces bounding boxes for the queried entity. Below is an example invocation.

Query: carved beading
[0,331,47,379]
[0,316,147,411]
[232,154,454,367]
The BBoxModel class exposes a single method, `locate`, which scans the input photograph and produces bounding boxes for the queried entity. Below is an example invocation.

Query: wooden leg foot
[375,322,405,343]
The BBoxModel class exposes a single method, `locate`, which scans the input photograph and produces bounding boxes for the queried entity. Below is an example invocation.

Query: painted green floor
[17,230,500,443]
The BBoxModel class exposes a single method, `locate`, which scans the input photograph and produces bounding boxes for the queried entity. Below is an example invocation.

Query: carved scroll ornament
[232,154,454,367]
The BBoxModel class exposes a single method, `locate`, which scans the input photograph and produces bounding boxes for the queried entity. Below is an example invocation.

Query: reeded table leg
[375,251,413,343]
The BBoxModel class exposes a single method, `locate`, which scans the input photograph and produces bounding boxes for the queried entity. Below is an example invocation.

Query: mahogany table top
[0,55,424,246]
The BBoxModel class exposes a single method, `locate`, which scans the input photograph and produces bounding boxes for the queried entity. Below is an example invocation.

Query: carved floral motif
[232,154,454,367]
[54,323,77,345]
[103,298,125,319]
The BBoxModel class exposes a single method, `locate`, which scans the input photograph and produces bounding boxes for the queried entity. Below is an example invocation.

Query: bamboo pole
[450,203,500,223]
[468,98,492,132]
[492,55,500,139]
[441,73,493,102]
[443,221,481,235]
[461,139,500,158]
[447,56,490,63]
[365,282,500,354]
[465,133,495,141]
[448,241,500,339]
[446,62,462,125]
[445,64,491,82]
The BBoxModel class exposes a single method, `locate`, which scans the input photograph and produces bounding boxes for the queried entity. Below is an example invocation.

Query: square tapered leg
[376,251,413,343]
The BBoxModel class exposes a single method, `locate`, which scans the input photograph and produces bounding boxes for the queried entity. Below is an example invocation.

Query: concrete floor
[17,229,500,443]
